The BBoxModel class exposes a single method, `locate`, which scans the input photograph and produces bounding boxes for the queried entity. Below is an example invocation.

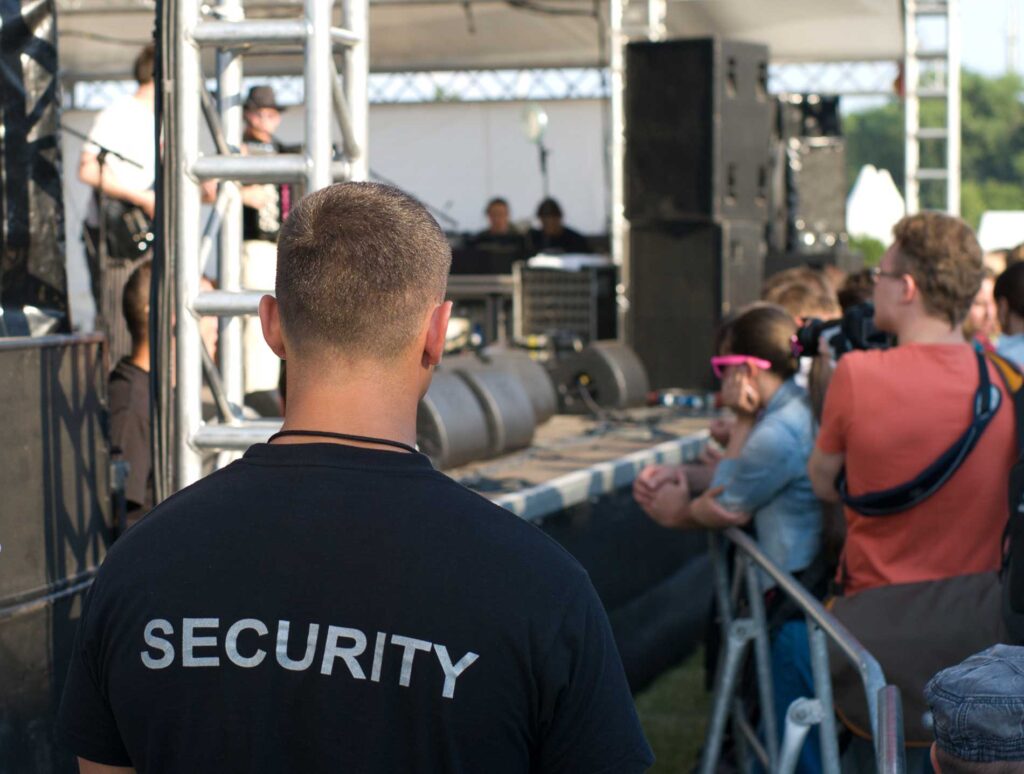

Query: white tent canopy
[57,0,903,80]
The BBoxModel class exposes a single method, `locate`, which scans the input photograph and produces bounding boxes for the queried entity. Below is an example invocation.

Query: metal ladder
[168,0,369,489]
[903,0,961,215]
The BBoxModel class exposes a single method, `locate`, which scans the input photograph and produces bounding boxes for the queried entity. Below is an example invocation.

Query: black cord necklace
[267,429,419,455]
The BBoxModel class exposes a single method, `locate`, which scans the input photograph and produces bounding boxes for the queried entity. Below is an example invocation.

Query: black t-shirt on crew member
[469,230,529,273]
[57,442,653,773]
[527,226,591,255]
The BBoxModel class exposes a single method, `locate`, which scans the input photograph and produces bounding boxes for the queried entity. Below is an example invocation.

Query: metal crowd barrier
[699,528,906,774]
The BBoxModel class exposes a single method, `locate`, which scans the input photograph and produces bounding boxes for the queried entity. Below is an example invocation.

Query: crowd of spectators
[72,60,1024,765]
[636,214,1024,772]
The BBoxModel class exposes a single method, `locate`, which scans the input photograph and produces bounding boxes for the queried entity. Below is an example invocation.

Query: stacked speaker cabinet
[766,93,855,275]
[625,38,771,390]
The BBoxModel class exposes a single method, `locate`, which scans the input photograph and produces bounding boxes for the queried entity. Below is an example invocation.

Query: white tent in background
[846,164,905,246]
[978,211,1024,254]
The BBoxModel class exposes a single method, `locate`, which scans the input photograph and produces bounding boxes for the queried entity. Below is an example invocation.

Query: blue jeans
[772,620,822,774]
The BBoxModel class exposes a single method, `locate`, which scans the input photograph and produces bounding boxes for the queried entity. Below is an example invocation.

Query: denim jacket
[997,333,1024,369]
[709,378,823,574]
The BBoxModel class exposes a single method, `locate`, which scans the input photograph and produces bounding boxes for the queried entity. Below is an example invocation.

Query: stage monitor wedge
[626,38,772,225]
[628,220,766,390]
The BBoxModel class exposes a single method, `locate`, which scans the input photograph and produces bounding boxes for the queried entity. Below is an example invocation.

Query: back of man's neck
[896,315,968,346]
[130,347,150,372]
[278,372,420,451]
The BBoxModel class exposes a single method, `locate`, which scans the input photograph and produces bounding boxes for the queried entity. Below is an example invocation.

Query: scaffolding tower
[167,0,369,490]
[903,0,961,215]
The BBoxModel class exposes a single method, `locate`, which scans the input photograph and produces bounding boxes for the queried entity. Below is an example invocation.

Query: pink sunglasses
[710,355,772,379]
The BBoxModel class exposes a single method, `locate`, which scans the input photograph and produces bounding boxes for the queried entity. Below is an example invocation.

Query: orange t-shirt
[817,343,1016,596]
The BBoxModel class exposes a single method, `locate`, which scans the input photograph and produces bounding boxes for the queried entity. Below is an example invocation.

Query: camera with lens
[793,302,892,360]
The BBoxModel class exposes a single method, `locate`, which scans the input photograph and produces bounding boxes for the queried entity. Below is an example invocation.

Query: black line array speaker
[776,94,842,139]
[788,137,847,246]
[629,221,766,390]
[626,38,772,224]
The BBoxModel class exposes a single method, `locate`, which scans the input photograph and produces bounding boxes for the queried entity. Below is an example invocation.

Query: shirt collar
[763,377,803,415]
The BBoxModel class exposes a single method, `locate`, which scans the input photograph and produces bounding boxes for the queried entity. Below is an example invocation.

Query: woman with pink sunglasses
[633,303,824,774]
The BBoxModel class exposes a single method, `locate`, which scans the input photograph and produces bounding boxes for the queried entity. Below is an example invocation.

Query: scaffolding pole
[216,0,245,411]
[903,0,961,215]
[170,0,370,491]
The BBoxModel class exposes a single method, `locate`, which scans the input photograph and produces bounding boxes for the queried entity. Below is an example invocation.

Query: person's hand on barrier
[699,445,723,467]
[690,486,750,529]
[633,464,682,497]
[633,465,693,529]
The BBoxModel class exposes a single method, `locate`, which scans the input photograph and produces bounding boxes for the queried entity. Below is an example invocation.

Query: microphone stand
[537,141,550,199]
[60,123,147,352]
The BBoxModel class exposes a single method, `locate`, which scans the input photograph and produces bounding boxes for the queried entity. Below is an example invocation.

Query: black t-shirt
[527,227,591,255]
[57,442,653,773]
[469,230,529,273]
[108,358,153,526]
[241,138,289,242]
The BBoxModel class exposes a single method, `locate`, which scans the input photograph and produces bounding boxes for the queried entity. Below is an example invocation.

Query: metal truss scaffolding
[903,0,961,215]
[168,0,369,489]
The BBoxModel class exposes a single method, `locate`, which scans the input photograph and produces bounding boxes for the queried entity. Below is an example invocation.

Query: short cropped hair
[838,269,875,311]
[536,198,563,218]
[763,266,836,302]
[123,260,152,346]
[892,213,983,327]
[134,42,155,86]
[995,262,1024,318]
[764,282,838,320]
[275,182,452,360]
[486,197,509,212]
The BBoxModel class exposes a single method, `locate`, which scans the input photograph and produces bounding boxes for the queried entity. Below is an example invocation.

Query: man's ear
[259,295,287,359]
[423,301,453,368]
[901,273,919,305]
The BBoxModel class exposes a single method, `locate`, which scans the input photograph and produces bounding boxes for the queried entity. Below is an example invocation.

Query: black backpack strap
[836,349,1002,516]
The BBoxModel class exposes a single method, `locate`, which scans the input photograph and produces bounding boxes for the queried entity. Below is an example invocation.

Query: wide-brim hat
[244,85,284,111]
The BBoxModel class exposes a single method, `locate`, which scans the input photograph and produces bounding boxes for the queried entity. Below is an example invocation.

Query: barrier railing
[699,528,906,774]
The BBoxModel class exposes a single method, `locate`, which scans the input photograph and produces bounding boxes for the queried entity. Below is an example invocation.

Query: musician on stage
[240,85,292,398]
[78,43,157,359]
[79,44,157,234]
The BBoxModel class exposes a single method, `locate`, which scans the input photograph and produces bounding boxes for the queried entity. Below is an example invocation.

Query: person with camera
[808,213,1016,763]
[634,303,823,773]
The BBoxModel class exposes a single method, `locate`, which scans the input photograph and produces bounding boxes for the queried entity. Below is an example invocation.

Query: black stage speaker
[628,220,766,390]
[788,136,848,252]
[626,38,772,225]
[0,334,113,772]
[776,94,842,139]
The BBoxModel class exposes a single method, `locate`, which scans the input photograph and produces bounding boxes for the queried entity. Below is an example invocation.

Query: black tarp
[0,0,69,336]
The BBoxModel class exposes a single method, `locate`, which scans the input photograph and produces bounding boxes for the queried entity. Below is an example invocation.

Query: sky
[962,0,1020,75]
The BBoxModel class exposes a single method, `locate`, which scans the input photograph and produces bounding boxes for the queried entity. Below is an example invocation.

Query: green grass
[635,648,712,773]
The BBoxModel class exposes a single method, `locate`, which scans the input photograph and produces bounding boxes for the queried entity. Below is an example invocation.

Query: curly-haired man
[808,213,1016,760]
